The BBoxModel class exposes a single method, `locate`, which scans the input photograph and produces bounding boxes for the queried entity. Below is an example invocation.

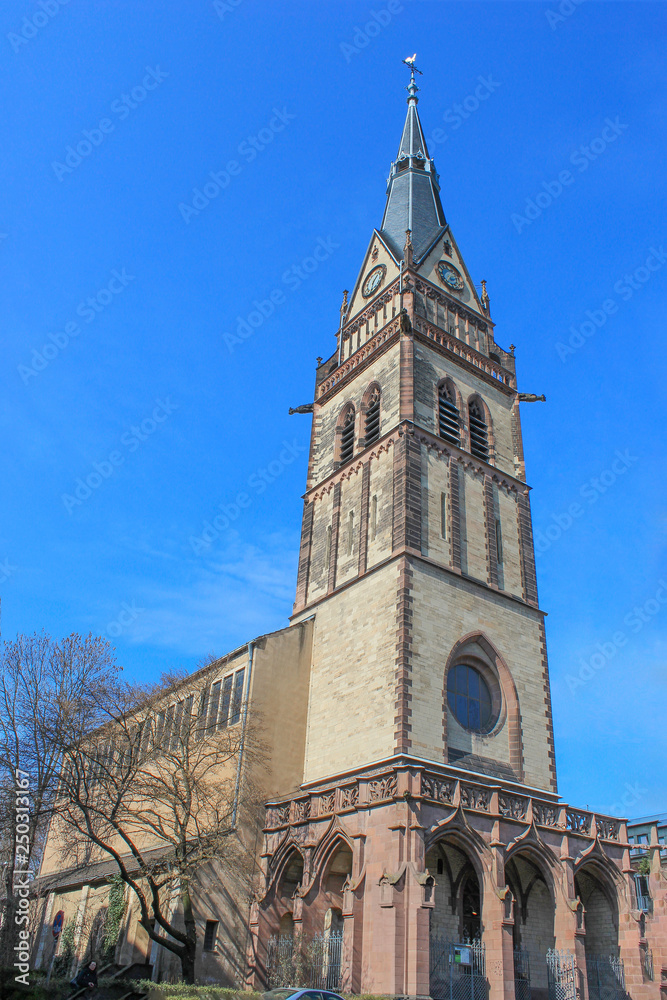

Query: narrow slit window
[440,492,448,539]
[325,525,332,571]
[340,408,355,464]
[139,717,152,757]
[154,711,165,749]
[495,518,503,563]
[364,389,381,445]
[371,495,378,540]
[219,674,233,729]
[347,510,355,555]
[230,669,245,726]
[171,701,184,750]
[203,920,218,951]
[163,704,175,749]
[197,685,209,736]
[468,399,489,461]
[208,680,221,731]
[438,384,460,446]
[181,695,194,742]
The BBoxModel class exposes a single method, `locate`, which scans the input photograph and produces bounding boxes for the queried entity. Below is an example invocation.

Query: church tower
[292,65,556,795]
[254,65,647,1000]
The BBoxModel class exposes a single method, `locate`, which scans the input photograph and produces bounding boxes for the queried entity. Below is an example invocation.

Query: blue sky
[1,1,665,817]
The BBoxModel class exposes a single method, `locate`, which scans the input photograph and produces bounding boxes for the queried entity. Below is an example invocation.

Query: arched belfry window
[339,406,355,465]
[364,387,381,446]
[468,398,489,461]
[438,381,460,446]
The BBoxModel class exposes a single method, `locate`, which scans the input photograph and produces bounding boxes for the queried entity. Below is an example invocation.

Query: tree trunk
[180,880,198,984]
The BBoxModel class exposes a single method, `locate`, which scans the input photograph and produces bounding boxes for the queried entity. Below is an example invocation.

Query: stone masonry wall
[301,562,400,783]
[410,562,553,790]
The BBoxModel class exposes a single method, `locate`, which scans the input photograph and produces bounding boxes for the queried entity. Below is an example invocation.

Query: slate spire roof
[379,68,447,263]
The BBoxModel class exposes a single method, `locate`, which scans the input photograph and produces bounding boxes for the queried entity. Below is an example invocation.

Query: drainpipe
[232,641,254,829]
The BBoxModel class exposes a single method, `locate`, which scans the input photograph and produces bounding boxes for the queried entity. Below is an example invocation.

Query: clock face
[362,264,386,298]
[437,261,464,291]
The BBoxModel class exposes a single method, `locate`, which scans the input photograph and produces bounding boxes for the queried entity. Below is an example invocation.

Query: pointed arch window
[468,399,489,461]
[438,382,460,446]
[339,407,355,465]
[364,387,381,446]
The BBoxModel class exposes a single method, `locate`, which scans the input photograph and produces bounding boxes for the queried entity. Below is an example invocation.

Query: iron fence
[642,947,654,982]
[586,953,625,1000]
[430,938,487,1000]
[513,948,531,1000]
[266,931,343,991]
[546,949,576,1000]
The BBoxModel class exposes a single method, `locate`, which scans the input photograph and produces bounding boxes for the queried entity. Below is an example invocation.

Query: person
[69,960,97,992]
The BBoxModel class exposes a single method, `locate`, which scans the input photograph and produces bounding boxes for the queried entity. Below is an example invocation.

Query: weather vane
[403,54,422,103]
[402,54,422,76]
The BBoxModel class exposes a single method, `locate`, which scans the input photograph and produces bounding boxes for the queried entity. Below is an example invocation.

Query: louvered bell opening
[340,412,355,464]
[438,392,460,446]
[365,394,381,446]
[469,411,489,460]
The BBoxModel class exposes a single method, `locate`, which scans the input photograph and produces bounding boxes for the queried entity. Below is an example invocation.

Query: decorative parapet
[498,793,529,821]
[317,315,401,399]
[566,809,592,836]
[263,762,625,847]
[413,316,515,389]
[594,815,621,841]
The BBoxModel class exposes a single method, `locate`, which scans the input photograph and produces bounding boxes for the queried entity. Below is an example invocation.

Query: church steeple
[379,60,447,263]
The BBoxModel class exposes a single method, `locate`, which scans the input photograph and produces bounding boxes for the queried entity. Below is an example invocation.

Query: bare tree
[52,672,261,983]
[0,632,119,965]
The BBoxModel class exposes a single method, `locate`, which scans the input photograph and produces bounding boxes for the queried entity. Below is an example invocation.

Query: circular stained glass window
[447,664,493,732]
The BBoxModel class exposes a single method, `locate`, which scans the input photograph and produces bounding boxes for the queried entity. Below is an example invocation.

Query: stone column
[554,840,588,1000]
[481,847,515,1000]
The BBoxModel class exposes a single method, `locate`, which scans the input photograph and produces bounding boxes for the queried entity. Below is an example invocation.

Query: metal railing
[266,931,343,991]
[546,949,576,1000]
[586,954,625,1000]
